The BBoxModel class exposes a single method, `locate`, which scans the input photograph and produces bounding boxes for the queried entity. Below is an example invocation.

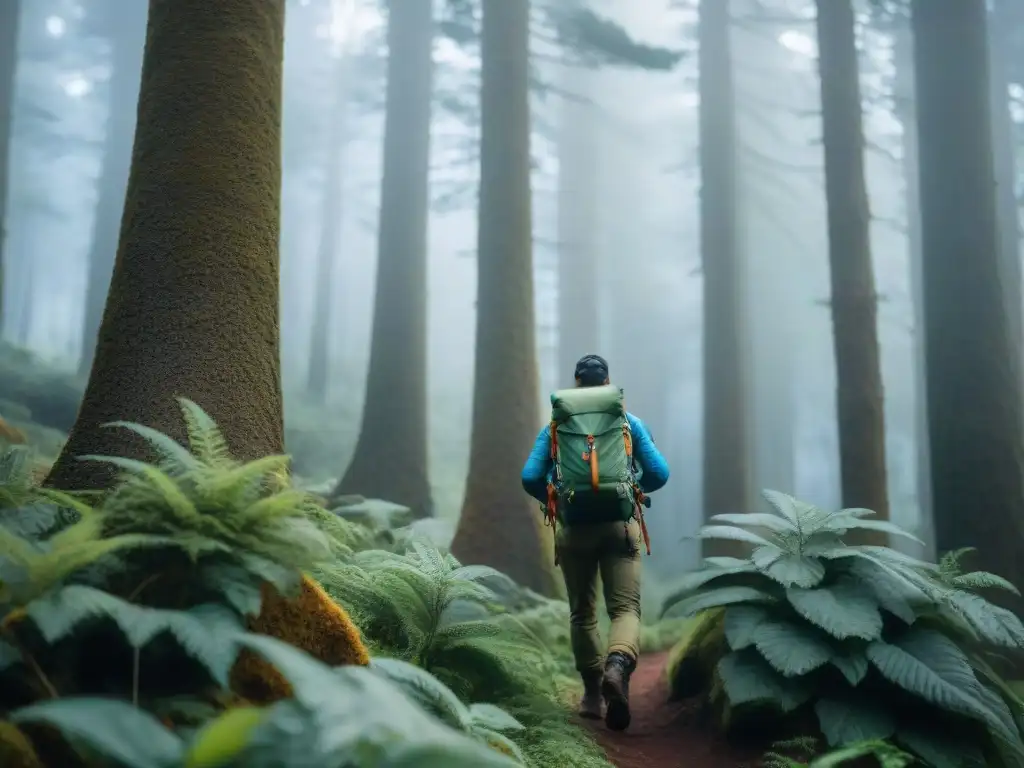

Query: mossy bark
[450,0,560,596]
[335,0,434,518]
[912,0,1024,595]
[42,0,367,700]
[815,0,889,544]
[698,0,753,557]
[78,1,147,376]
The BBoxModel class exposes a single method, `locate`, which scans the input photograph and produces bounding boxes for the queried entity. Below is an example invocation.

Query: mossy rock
[665,608,726,700]
[230,575,370,704]
[0,722,44,768]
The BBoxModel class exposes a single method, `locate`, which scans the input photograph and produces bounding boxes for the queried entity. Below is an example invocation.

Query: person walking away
[521,354,670,731]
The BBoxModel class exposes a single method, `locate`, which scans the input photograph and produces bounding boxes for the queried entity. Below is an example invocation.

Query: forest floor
[582,651,762,768]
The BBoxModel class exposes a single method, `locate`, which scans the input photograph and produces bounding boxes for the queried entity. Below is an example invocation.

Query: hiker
[521,354,670,732]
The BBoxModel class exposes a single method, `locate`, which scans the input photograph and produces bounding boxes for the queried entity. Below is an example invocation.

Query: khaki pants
[556,519,642,675]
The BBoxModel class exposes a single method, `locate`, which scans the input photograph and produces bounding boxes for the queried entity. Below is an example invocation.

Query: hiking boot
[578,671,604,719]
[602,651,635,731]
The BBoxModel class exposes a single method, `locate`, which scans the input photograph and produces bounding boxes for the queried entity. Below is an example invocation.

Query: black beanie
[574,354,609,386]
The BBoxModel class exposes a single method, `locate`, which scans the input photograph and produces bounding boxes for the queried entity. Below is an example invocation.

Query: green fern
[10,633,521,767]
[662,489,1024,767]
[78,399,335,605]
[317,541,548,702]
[369,657,526,762]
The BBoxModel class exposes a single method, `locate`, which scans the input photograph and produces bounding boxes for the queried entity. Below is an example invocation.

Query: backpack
[546,384,639,524]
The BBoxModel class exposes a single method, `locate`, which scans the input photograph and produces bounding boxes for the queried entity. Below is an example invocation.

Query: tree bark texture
[336,0,435,518]
[450,0,559,595]
[816,0,890,538]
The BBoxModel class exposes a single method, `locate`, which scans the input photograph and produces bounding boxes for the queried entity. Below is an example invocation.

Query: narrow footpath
[581,651,762,768]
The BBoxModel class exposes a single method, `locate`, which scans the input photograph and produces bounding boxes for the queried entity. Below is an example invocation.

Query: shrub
[0,403,611,766]
[662,489,1024,767]
[764,736,915,767]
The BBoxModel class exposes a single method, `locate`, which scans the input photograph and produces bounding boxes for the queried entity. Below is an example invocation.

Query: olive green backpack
[545,384,639,523]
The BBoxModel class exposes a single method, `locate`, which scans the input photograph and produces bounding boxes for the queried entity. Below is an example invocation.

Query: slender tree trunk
[334,0,434,517]
[0,0,20,337]
[892,20,935,558]
[306,59,349,404]
[815,0,889,538]
[556,63,600,382]
[912,0,1024,587]
[989,0,1022,384]
[79,1,147,374]
[43,0,367,702]
[450,0,558,594]
[699,0,751,556]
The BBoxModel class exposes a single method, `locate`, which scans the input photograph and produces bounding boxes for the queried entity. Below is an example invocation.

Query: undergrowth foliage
[663,490,1024,768]
[0,400,612,767]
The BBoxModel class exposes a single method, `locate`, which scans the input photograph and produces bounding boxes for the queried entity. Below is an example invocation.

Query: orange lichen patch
[0,722,45,768]
[0,417,26,445]
[230,575,369,704]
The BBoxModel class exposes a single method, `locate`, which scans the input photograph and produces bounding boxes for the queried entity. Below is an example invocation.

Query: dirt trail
[581,651,761,768]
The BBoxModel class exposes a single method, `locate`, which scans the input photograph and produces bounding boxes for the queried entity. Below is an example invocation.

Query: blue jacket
[521,413,670,503]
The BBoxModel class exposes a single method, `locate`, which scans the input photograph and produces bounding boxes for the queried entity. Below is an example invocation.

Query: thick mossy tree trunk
[0,0,19,333]
[305,60,349,404]
[450,0,559,596]
[912,0,1024,587]
[334,0,434,518]
[815,0,890,540]
[43,0,368,704]
[79,0,147,375]
[698,0,752,557]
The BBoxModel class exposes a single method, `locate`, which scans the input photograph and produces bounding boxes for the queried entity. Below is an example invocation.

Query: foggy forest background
[2,0,1023,589]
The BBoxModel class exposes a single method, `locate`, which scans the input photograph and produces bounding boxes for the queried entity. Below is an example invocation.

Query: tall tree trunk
[815,0,889,537]
[556,63,600,382]
[699,0,752,556]
[43,0,367,702]
[989,0,1022,383]
[79,1,147,375]
[892,19,935,558]
[0,0,20,337]
[912,0,1024,586]
[334,0,434,517]
[450,0,558,595]
[305,59,349,404]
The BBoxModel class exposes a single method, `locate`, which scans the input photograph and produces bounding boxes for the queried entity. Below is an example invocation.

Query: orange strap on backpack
[623,423,652,555]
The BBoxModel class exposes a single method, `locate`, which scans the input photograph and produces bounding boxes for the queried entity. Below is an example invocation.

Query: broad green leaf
[662,560,759,599]
[829,648,869,686]
[663,585,777,619]
[11,698,184,768]
[814,696,895,746]
[786,581,884,640]
[765,554,826,588]
[950,571,1020,595]
[723,604,770,650]
[695,525,774,549]
[841,557,919,624]
[186,706,266,768]
[716,649,813,711]
[940,590,1024,648]
[0,638,22,670]
[708,513,796,533]
[750,619,833,677]
[761,490,804,524]
[866,629,1019,745]
[834,517,923,544]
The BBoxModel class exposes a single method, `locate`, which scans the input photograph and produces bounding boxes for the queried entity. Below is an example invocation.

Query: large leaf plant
[663,490,1024,768]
